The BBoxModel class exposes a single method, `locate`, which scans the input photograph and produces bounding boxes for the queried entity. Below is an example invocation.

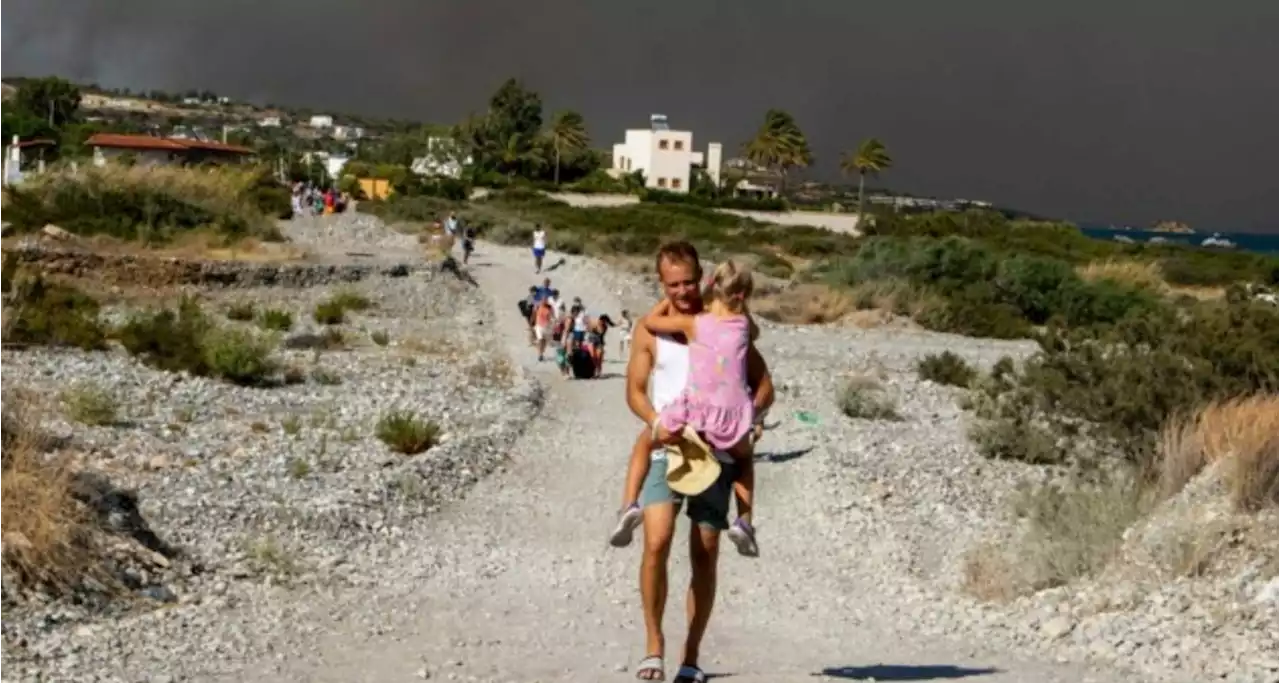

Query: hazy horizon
[3,0,1275,234]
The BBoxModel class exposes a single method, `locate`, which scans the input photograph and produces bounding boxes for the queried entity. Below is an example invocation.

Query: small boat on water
[1200,232,1236,249]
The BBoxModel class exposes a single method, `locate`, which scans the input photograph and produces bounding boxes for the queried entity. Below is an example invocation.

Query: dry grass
[849,279,941,317]
[7,164,282,242]
[1076,258,1167,291]
[960,541,1023,603]
[81,232,310,262]
[754,283,855,324]
[963,476,1146,601]
[1156,394,1279,511]
[1,394,105,594]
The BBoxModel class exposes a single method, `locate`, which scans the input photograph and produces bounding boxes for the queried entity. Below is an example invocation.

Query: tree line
[3,75,896,212]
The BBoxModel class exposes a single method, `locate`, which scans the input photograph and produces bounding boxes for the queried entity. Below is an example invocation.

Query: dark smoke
[3,0,1275,232]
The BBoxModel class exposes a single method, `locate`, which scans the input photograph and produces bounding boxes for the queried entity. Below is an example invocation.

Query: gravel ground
[1,216,539,682]
[3,221,1274,683]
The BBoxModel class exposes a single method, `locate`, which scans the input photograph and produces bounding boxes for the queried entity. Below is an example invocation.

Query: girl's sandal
[635,655,664,680]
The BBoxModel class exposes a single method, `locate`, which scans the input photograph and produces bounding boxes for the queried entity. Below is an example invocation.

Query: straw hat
[665,426,722,496]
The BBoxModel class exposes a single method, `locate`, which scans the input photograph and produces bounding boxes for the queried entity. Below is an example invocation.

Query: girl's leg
[725,437,754,525]
[622,428,654,508]
[611,428,655,547]
[725,435,759,557]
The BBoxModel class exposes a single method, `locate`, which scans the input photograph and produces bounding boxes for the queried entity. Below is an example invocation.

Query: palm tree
[743,109,811,196]
[497,131,543,180]
[840,138,893,221]
[546,110,589,185]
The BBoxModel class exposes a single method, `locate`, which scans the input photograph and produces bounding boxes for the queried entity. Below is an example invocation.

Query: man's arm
[625,325,659,426]
[745,343,774,416]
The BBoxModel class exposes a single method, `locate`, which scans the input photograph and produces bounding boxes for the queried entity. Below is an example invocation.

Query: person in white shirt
[445,212,459,236]
[531,224,548,273]
[547,289,567,318]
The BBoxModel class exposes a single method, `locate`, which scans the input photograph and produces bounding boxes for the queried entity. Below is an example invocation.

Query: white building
[610,114,721,193]
[332,125,365,141]
[308,114,334,129]
[257,116,282,128]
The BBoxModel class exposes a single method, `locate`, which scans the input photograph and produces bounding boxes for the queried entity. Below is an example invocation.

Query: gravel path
[208,242,1140,683]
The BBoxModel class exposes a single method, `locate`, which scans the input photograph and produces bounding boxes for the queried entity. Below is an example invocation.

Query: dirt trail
[223,244,1134,683]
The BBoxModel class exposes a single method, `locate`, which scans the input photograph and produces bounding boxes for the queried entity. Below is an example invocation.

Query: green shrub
[117,297,212,374]
[226,301,256,321]
[257,309,293,332]
[917,352,978,387]
[117,297,280,386]
[640,189,788,211]
[358,195,462,223]
[970,295,1279,466]
[2,275,107,349]
[60,382,118,426]
[1,165,281,243]
[313,300,345,325]
[376,410,441,455]
[200,327,280,386]
[329,290,372,312]
[370,330,390,346]
[836,377,901,421]
[312,290,371,325]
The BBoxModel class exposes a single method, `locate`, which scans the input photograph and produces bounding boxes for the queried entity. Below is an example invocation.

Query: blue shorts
[532,247,546,260]
[572,330,586,344]
[639,451,736,531]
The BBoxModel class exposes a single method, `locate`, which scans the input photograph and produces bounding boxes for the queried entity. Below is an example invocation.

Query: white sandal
[634,655,664,680]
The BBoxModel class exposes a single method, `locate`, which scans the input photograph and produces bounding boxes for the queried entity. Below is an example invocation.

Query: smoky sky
[3,0,1275,232]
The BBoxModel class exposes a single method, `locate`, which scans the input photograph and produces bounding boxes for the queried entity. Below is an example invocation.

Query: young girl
[609,260,761,557]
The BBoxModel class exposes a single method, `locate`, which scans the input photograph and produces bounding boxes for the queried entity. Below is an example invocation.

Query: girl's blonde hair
[706,259,754,314]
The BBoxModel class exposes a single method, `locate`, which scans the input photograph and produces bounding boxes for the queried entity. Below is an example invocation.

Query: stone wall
[1,244,431,289]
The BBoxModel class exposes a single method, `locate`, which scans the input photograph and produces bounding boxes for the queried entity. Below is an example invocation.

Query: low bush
[970,293,1279,467]
[475,190,857,264]
[640,189,788,212]
[863,209,1277,288]
[257,309,293,332]
[376,410,441,455]
[312,290,371,326]
[1,165,284,243]
[225,301,256,321]
[313,300,345,325]
[2,274,108,350]
[916,352,978,387]
[358,195,463,223]
[60,383,118,426]
[836,376,901,421]
[963,475,1146,599]
[117,297,280,386]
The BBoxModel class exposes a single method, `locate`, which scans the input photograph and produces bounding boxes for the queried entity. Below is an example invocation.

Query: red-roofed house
[86,134,255,167]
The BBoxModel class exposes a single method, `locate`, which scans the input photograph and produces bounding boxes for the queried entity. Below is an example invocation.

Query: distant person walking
[461,224,477,264]
[532,224,548,274]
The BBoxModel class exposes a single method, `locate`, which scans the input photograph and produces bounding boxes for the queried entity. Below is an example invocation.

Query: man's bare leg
[639,502,676,679]
[680,522,721,673]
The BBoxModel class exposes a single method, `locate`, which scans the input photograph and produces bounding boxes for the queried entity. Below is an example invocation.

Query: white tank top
[651,335,733,464]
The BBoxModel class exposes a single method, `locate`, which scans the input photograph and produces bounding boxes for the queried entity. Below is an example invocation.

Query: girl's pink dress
[658,313,754,450]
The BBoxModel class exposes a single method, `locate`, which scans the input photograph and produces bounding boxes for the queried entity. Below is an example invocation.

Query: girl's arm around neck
[642,307,696,340]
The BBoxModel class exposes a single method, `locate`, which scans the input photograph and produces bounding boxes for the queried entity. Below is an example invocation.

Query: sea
[1078,226,1278,256]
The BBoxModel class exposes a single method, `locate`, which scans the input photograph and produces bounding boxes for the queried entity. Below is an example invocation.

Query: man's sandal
[634,655,664,680]
[673,664,707,682]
